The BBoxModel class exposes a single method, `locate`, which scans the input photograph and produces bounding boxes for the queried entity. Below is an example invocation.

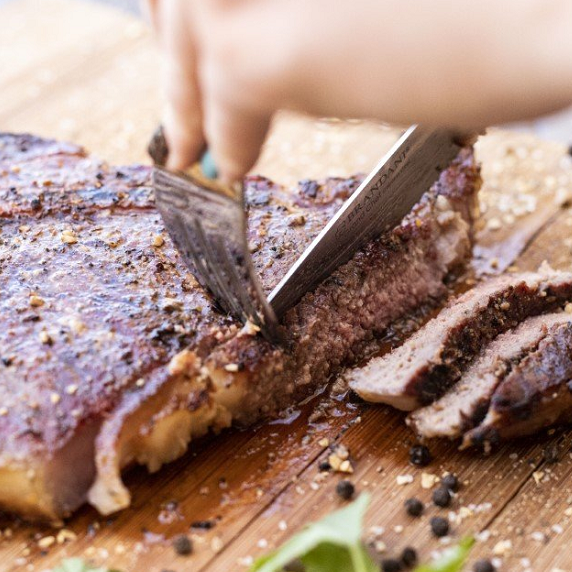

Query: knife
[268,125,463,316]
[150,125,463,341]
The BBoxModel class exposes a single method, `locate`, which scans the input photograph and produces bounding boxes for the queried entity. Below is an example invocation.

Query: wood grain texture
[1,2,572,571]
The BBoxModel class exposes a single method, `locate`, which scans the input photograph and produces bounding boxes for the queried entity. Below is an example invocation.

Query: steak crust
[464,319,572,448]
[0,133,479,520]
[408,312,572,439]
[349,271,572,410]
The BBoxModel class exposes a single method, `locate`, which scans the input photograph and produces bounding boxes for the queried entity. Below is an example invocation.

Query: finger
[202,82,272,184]
[140,0,160,31]
[158,0,205,171]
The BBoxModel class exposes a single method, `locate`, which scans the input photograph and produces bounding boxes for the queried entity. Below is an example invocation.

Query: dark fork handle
[148,125,169,167]
[147,124,218,179]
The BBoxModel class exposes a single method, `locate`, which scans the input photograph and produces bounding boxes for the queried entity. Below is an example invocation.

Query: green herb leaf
[249,494,377,572]
[53,557,121,572]
[414,537,475,572]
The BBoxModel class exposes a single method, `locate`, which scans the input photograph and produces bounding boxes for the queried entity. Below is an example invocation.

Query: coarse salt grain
[152,234,165,247]
[475,530,491,542]
[339,460,353,473]
[29,295,44,307]
[552,524,563,534]
[39,331,52,345]
[368,526,385,537]
[240,320,261,337]
[61,230,78,244]
[38,536,56,549]
[335,445,349,460]
[374,540,387,553]
[492,539,512,556]
[421,473,439,489]
[56,529,77,544]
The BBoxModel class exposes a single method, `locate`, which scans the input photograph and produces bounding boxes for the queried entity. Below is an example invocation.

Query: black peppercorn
[336,479,355,500]
[401,546,418,568]
[430,516,449,537]
[172,534,193,556]
[432,486,452,507]
[190,520,215,530]
[441,473,460,492]
[318,460,331,472]
[473,558,495,572]
[409,445,432,467]
[381,558,402,572]
[404,497,424,517]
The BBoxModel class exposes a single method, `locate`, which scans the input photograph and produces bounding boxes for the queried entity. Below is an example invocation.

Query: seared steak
[0,133,479,521]
[464,318,572,448]
[349,271,572,410]
[408,312,572,439]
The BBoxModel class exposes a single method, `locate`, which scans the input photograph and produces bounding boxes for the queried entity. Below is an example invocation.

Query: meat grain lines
[2,1,572,571]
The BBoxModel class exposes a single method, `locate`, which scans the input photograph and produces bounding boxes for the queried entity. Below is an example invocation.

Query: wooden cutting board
[1,2,572,571]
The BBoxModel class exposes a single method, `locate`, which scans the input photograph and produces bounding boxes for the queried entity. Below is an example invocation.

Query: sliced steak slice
[349,272,572,410]
[464,317,572,448]
[408,312,572,439]
[0,133,479,521]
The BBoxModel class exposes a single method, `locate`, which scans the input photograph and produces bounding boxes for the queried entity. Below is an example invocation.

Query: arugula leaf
[53,557,121,572]
[249,494,377,572]
[414,537,475,572]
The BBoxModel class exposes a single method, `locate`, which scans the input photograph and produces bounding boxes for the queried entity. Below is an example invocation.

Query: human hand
[146,0,572,183]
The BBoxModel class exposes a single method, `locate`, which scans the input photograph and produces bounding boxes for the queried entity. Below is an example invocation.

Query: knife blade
[268,126,462,316]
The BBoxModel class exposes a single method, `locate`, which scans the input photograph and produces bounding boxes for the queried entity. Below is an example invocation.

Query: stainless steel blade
[268,126,462,317]
[152,166,280,342]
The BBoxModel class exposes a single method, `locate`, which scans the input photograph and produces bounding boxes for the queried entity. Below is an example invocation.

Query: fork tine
[179,217,228,308]
[211,235,265,326]
[211,236,261,324]
[193,218,244,318]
